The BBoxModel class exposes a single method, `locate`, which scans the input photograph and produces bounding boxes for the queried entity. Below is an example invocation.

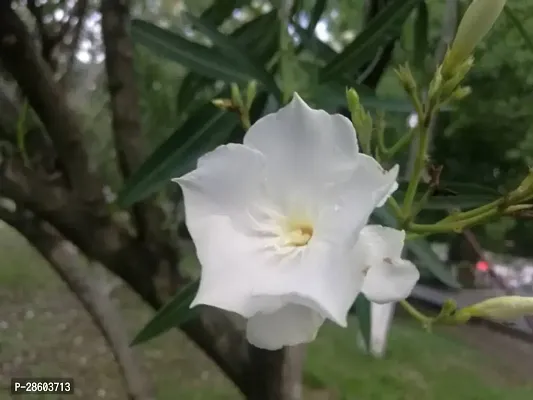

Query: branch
[0,153,157,303]
[0,205,155,400]
[0,3,105,204]
[100,0,179,293]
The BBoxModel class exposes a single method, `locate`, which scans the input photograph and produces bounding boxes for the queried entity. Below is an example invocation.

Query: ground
[1,224,533,400]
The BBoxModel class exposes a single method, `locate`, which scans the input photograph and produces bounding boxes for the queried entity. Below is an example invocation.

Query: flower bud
[444,0,506,73]
[454,296,533,322]
[245,80,258,110]
[230,83,244,110]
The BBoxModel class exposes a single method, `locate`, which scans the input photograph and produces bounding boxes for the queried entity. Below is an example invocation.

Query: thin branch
[0,3,105,204]
[0,205,155,400]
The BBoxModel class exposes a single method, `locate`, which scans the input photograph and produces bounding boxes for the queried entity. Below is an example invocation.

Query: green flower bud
[445,0,506,72]
[230,83,244,110]
[245,80,258,110]
[454,296,533,322]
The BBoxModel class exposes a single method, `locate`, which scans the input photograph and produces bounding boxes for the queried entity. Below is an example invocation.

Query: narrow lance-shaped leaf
[504,5,533,55]
[177,11,279,111]
[184,12,282,100]
[131,19,250,84]
[413,1,429,71]
[131,280,200,346]
[320,0,423,82]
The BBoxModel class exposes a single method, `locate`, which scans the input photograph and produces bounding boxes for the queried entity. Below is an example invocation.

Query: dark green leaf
[372,207,460,289]
[504,5,533,55]
[312,81,431,114]
[131,280,200,346]
[354,294,371,352]
[185,12,282,100]
[396,180,501,196]
[423,194,498,210]
[177,11,279,110]
[319,0,423,82]
[117,96,239,206]
[413,1,428,71]
[131,20,250,83]
[200,0,249,26]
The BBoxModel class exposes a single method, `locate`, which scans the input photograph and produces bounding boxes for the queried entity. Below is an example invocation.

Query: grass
[1,222,533,399]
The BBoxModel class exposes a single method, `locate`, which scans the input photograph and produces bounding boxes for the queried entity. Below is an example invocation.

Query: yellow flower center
[284,220,314,247]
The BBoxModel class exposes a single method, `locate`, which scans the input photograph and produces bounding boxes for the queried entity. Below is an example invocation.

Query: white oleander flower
[174,94,401,350]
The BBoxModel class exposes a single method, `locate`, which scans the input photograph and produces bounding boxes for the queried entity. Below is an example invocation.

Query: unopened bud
[450,86,472,101]
[211,98,235,111]
[454,296,533,322]
[245,80,258,110]
[444,0,506,73]
[230,83,244,109]
[395,64,418,96]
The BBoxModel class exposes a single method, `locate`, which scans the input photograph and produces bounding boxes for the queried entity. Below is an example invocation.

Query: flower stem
[400,300,432,327]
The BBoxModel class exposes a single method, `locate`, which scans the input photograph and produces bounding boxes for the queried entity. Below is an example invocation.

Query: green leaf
[312,81,431,114]
[117,95,239,206]
[354,294,372,352]
[177,11,280,110]
[504,5,533,55]
[423,194,498,210]
[319,0,423,82]
[184,12,282,100]
[131,19,250,83]
[372,207,460,289]
[200,0,249,26]
[413,1,428,71]
[394,180,501,210]
[131,280,200,346]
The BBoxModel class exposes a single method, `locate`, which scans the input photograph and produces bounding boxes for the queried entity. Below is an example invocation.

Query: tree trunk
[245,346,306,400]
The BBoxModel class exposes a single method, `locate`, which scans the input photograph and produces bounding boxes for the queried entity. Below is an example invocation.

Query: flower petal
[246,304,325,350]
[355,155,399,207]
[362,259,420,304]
[173,143,271,233]
[243,93,360,212]
[357,225,406,261]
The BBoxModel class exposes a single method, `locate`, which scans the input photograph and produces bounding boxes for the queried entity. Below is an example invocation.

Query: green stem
[400,300,432,325]
[387,197,404,220]
[409,207,500,234]
[402,114,431,217]
[385,128,416,159]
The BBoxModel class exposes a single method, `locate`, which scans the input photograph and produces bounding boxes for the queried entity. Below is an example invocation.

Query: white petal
[357,225,406,262]
[173,143,272,232]
[362,259,420,304]
[246,304,325,350]
[188,211,365,327]
[243,93,360,211]
[355,155,399,207]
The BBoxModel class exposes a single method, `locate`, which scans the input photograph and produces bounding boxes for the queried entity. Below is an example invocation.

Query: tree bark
[244,346,306,400]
